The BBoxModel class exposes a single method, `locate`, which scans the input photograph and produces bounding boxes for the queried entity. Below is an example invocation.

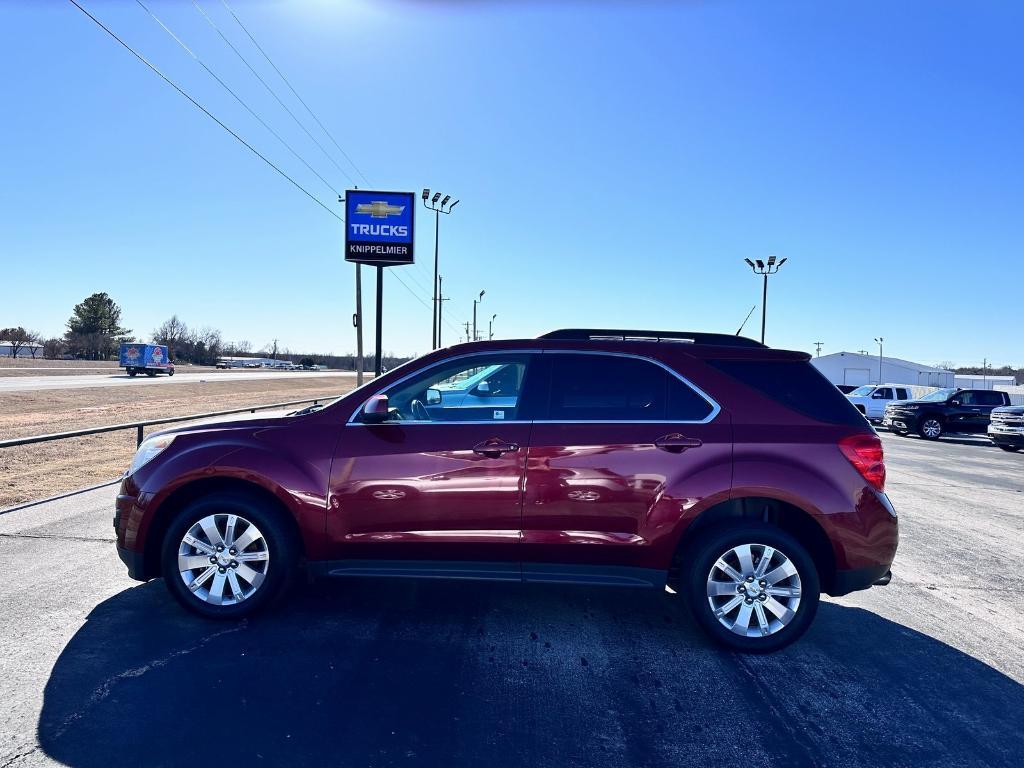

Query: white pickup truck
[845,383,935,422]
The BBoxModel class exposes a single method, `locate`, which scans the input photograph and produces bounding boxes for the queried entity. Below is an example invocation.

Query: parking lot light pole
[422,189,459,350]
[744,256,787,344]
[489,313,497,340]
[874,337,884,384]
[472,290,485,341]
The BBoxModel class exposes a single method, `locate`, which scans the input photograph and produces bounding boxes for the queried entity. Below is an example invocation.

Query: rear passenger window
[547,354,713,422]
[896,388,909,400]
[707,359,867,427]
[977,391,1006,406]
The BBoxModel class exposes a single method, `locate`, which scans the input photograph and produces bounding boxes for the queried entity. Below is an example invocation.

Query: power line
[219,0,371,186]
[135,0,342,198]
[193,0,359,186]
[67,0,342,222]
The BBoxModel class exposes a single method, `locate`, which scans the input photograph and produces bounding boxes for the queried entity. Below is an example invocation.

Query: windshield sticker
[494,410,505,420]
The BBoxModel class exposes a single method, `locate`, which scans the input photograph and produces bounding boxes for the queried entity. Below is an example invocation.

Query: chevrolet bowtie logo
[356,201,405,218]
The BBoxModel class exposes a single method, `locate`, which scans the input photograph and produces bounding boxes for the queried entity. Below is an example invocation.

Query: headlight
[129,434,175,474]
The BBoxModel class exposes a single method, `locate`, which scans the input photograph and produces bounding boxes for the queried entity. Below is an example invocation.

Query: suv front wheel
[683,524,820,653]
[161,493,298,619]
[919,417,943,440]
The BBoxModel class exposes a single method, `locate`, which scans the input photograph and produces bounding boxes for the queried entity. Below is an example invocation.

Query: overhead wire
[66,0,343,222]
[192,0,358,186]
[134,0,342,198]
[218,0,371,186]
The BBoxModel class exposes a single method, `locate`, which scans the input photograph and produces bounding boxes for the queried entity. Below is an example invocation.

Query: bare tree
[43,337,68,359]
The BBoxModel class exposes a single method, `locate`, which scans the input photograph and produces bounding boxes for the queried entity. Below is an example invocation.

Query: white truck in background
[846,383,937,422]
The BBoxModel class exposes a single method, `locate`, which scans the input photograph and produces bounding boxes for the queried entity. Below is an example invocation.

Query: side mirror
[425,388,441,406]
[950,400,960,406]
[361,394,390,423]
[474,381,491,395]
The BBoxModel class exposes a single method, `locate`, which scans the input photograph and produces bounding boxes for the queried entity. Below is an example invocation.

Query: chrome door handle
[473,438,519,458]
[654,434,703,453]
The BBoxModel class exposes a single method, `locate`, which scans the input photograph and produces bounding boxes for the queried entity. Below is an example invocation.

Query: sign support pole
[354,264,364,386]
[374,265,384,377]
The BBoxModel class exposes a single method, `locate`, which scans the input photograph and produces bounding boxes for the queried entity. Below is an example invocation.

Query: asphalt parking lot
[1,432,1022,768]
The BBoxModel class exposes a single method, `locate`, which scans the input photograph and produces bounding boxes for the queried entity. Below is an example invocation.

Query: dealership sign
[345,190,415,266]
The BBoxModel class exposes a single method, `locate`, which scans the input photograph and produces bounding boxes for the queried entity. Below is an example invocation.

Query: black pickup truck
[882,388,1011,440]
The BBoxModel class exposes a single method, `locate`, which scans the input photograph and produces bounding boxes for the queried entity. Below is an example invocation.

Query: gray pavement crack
[0,532,116,543]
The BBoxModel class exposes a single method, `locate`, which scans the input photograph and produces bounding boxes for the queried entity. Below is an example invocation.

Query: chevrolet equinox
[115,329,898,652]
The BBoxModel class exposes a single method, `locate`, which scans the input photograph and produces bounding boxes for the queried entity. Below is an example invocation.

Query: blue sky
[1,1,1021,365]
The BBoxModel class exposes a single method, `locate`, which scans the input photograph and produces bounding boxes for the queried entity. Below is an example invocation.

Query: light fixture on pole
[472,290,485,341]
[422,188,460,350]
[874,337,884,384]
[489,313,497,340]
[744,256,787,344]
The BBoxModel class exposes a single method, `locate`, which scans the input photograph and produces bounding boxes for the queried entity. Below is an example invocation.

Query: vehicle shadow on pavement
[38,579,1024,768]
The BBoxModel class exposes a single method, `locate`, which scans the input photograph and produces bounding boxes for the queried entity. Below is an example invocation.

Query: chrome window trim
[346,348,721,426]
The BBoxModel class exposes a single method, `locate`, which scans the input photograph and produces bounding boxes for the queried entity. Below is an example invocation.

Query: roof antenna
[736,305,757,336]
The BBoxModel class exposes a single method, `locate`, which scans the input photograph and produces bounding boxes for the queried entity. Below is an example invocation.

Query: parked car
[883,388,1011,439]
[987,406,1024,452]
[215,360,230,369]
[844,383,924,422]
[114,328,897,653]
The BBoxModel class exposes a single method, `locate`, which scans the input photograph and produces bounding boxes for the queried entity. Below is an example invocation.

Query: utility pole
[858,349,868,355]
[489,313,497,340]
[814,341,823,357]
[874,337,884,384]
[271,339,278,360]
[743,256,788,344]
[437,275,450,347]
[472,290,485,341]
[342,193,364,385]
[983,357,988,386]
[422,189,460,349]
[463,321,470,343]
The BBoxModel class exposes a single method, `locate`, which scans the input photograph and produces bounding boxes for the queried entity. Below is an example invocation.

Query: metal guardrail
[0,397,328,450]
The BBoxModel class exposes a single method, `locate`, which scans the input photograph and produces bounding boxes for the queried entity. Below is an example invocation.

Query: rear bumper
[831,564,892,596]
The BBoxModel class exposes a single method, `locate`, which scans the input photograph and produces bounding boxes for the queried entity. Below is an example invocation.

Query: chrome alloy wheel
[177,514,269,606]
[706,543,802,638]
[921,419,942,438]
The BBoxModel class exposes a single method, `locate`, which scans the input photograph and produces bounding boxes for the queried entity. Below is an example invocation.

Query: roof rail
[537,329,766,348]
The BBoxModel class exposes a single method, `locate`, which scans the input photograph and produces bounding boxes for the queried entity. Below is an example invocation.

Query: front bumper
[117,545,147,581]
[988,429,1024,448]
[882,412,920,431]
[114,481,150,582]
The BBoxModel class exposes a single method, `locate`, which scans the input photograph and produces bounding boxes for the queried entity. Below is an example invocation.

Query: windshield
[919,388,956,402]
[848,386,875,397]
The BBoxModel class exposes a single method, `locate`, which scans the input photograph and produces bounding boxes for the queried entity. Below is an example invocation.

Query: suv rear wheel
[683,523,820,653]
[919,417,943,440]
[161,493,298,619]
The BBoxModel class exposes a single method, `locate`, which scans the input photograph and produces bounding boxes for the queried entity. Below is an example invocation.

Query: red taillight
[839,434,886,491]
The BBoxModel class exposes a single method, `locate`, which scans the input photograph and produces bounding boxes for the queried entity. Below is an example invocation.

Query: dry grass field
[0,376,359,508]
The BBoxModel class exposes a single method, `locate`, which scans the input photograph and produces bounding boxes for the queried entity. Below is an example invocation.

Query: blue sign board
[344,190,416,266]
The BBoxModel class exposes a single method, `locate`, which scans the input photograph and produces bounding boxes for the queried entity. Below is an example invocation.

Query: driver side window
[382,355,530,423]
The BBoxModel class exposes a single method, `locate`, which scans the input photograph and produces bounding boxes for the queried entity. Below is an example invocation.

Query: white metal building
[0,341,44,359]
[811,352,954,388]
[953,374,1017,390]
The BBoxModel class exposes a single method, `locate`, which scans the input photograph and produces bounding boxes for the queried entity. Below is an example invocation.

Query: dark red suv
[114,329,897,652]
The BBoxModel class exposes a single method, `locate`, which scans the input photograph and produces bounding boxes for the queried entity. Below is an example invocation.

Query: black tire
[161,492,299,619]
[997,445,1020,452]
[682,523,820,653]
[145,370,157,377]
[127,369,137,377]
[168,368,175,377]
[918,417,943,440]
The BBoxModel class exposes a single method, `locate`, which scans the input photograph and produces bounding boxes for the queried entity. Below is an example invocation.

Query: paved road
[0,369,358,393]
[1,433,1021,767]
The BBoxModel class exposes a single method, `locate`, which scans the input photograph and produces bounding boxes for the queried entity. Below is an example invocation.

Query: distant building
[954,374,1017,390]
[811,352,954,388]
[0,341,44,359]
